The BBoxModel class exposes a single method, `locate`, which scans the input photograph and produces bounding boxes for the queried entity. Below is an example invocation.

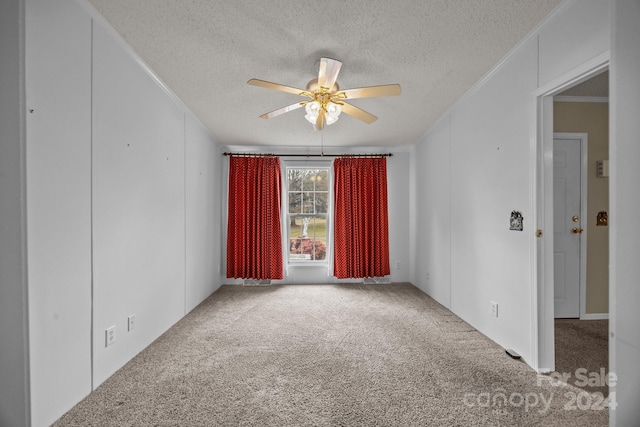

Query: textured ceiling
[87,0,563,148]
[558,70,609,97]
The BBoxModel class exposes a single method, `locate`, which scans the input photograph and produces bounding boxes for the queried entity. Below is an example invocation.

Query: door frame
[553,132,588,319]
[529,52,609,373]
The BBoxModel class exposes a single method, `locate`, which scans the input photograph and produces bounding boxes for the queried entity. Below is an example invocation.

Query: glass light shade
[305,101,320,115]
[326,102,341,117]
[325,102,341,125]
[305,101,320,124]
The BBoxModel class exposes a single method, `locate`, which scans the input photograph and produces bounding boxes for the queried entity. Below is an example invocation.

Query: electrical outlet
[105,326,116,347]
[490,301,499,318]
[426,273,430,281]
[395,261,401,269]
[128,314,136,332]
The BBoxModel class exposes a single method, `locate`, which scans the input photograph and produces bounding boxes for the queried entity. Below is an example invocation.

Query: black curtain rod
[222,152,393,158]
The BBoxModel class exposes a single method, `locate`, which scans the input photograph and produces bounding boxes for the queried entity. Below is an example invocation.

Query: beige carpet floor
[54,283,608,426]
[555,318,609,396]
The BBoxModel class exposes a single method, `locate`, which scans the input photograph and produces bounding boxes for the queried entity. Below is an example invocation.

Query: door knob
[571,227,584,234]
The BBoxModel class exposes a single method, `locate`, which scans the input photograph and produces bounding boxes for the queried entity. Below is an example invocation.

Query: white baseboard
[580,313,609,320]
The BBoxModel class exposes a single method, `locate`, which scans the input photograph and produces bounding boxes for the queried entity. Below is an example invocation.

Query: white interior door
[553,135,584,318]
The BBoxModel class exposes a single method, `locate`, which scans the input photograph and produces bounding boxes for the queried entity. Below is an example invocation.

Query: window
[286,167,330,262]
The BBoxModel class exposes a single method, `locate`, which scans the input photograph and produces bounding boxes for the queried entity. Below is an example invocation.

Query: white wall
[413,121,451,307]
[186,114,223,312]
[91,20,187,386]
[25,1,93,425]
[0,1,29,426]
[386,151,412,283]
[19,0,222,425]
[451,36,538,356]
[538,0,610,85]
[411,0,610,365]
[610,1,640,425]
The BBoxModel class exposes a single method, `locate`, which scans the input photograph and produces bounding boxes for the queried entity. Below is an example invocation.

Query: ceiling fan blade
[338,84,401,99]
[318,58,342,91]
[314,110,326,131]
[259,102,306,119]
[247,78,310,97]
[339,102,378,124]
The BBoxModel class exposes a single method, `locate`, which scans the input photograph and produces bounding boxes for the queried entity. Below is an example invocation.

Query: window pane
[315,193,328,214]
[302,192,313,214]
[312,240,327,260]
[313,216,327,237]
[303,171,315,191]
[289,192,301,213]
[315,170,329,191]
[288,216,327,260]
[288,169,303,191]
[288,215,303,238]
[309,216,327,260]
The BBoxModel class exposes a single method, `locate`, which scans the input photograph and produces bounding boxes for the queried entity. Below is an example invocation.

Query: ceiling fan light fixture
[305,100,341,126]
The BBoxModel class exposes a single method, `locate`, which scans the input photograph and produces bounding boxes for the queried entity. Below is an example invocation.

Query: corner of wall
[0,1,30,425]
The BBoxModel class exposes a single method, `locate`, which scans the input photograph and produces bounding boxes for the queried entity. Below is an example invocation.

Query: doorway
[551,76,610,394]
[531,54,609,373]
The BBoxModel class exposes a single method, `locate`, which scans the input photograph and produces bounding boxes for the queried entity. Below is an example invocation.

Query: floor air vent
[243,279,272,286]
[363,277,391,284]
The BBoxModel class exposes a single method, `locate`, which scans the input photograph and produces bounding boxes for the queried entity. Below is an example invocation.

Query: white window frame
[282,160,333,268]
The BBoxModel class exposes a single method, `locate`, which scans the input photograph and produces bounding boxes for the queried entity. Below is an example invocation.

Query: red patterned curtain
[226,156,283,280]
[333,157,390,279]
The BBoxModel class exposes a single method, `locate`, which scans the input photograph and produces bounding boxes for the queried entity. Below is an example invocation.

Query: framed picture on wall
[510,211,523,231]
